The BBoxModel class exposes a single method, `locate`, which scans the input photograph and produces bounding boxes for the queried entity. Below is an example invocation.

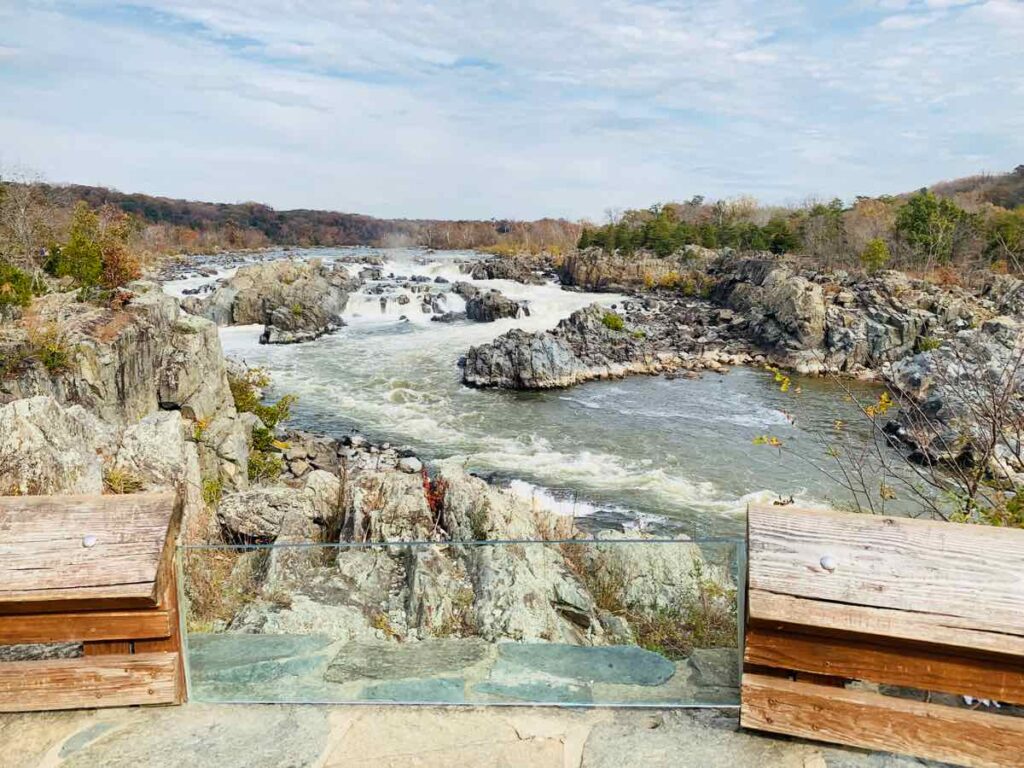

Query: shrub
[0,262,35,311]
[228,368,296,484]
[859,238,890,273]
[917,336,942,352]
[202,477,223,507]
[48,202,102,286]
[47,202,141,290]
[601,312,625,331]
[248,445,283,483]
[103,468,145,494]
[27,324,73,373]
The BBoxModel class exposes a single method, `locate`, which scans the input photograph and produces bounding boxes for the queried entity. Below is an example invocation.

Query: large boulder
[347,470,436,542]
[462,304,669,389]
[0,396,111,495]
[181,259,361,344]
[712,257,825,355]
[560,246,714,291]
[437,463,607,643]
[464,289,529,322]
[462,258,546,285]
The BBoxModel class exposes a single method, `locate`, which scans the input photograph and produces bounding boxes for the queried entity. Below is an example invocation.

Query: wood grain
[0,653,180,712]
[0,493,179,614]
[0,609,170,644]
[745,625,1024,705]
[741,673,1024,768]
[748,590,1024,658]
[748,505,1024,638]
[133,543,186,702]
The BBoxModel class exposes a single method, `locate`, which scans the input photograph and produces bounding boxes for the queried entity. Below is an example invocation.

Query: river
[166,247,890,538]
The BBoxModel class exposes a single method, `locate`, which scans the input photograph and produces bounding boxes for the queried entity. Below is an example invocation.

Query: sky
[0,0,1022,220]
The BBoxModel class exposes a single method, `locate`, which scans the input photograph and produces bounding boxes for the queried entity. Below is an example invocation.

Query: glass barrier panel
[179,538,742,707]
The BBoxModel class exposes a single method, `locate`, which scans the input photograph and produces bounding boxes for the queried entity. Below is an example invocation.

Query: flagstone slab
[495,643,675,686]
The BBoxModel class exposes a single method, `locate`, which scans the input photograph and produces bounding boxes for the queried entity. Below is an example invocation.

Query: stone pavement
[0,704,937,768]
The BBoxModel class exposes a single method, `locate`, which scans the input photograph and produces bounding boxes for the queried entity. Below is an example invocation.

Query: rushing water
[166,247,889,538]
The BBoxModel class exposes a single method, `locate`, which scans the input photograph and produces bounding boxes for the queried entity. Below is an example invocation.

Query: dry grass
[560,542,737,660]
[102,468,145,495]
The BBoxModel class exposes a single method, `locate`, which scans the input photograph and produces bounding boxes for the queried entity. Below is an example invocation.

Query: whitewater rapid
[165,247,879,538]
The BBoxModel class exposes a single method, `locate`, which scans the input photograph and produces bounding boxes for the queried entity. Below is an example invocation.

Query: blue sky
[0,0,1021,219]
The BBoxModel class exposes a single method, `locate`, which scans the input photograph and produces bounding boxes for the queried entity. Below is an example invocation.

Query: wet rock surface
[461,302,753,389]
[181,258,361,344]
[465,288,530,322]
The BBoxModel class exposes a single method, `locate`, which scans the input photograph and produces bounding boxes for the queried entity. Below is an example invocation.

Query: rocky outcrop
[181,259,361,344]
[0,396,205,527]
[0,396,111,495]
[560,246,717,291]
[462,258,546,285]
[465,289,529,322]
[0,283,248,489]
[711,257,826,356]
[461,302,752,389]
[886,317,1024,473]
[462,304,659,389]
[709,255,979,375]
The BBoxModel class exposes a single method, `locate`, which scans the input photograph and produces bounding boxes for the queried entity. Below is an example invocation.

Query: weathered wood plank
[748,505,1024,637]
[745,625,1024,705]
[0,493,178,614]
[0,653,180,712]
[83,641,134,656]
[741,673,1024,768]
[748,590,1024,658]
[0,609,170,644]
[134,539,186,702]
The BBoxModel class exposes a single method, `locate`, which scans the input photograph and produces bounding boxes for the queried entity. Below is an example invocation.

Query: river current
[165,247,886,538]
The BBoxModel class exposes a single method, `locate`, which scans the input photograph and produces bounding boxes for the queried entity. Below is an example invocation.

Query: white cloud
[0,1,1020,219]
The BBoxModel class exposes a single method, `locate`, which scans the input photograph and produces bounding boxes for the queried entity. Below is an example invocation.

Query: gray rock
[397,456,423,474]
[182,259,361,344]
[324,639,491,684]
[217,486,315,541]
[495,643,675,686]
[688,648,740,688]
[464,289,529,322]
[360,677,465,703]
[0,396,111,495]
[462,304,666,389]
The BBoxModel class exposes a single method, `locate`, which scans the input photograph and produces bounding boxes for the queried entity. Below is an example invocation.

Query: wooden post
[740,505,1024,768]
[0,492,185,711]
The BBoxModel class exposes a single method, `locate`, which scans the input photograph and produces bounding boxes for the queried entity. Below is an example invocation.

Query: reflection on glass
[181,538,741,707]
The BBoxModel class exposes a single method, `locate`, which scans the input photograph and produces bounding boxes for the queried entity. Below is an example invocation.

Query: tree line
[578,166,1024,274]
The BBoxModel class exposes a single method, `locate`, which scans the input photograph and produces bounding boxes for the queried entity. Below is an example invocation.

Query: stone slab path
[1,704,938,768]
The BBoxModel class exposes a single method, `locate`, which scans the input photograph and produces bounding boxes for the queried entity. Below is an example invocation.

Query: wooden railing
[741,504,1024,768]
[0,493,185,711]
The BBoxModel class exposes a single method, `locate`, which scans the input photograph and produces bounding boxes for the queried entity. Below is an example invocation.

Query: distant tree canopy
[577,167,1024,272]
[35,184,582,255]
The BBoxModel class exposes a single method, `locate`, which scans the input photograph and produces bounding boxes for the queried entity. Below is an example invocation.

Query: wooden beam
[134,544,186,703]
[747,505,1024,644]
[0,492,180,615]
[741,673,1024,768]
[0,653,180,712]
[745,625,1024,705]
[748,589,1024,659]
[0,609,171,644]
